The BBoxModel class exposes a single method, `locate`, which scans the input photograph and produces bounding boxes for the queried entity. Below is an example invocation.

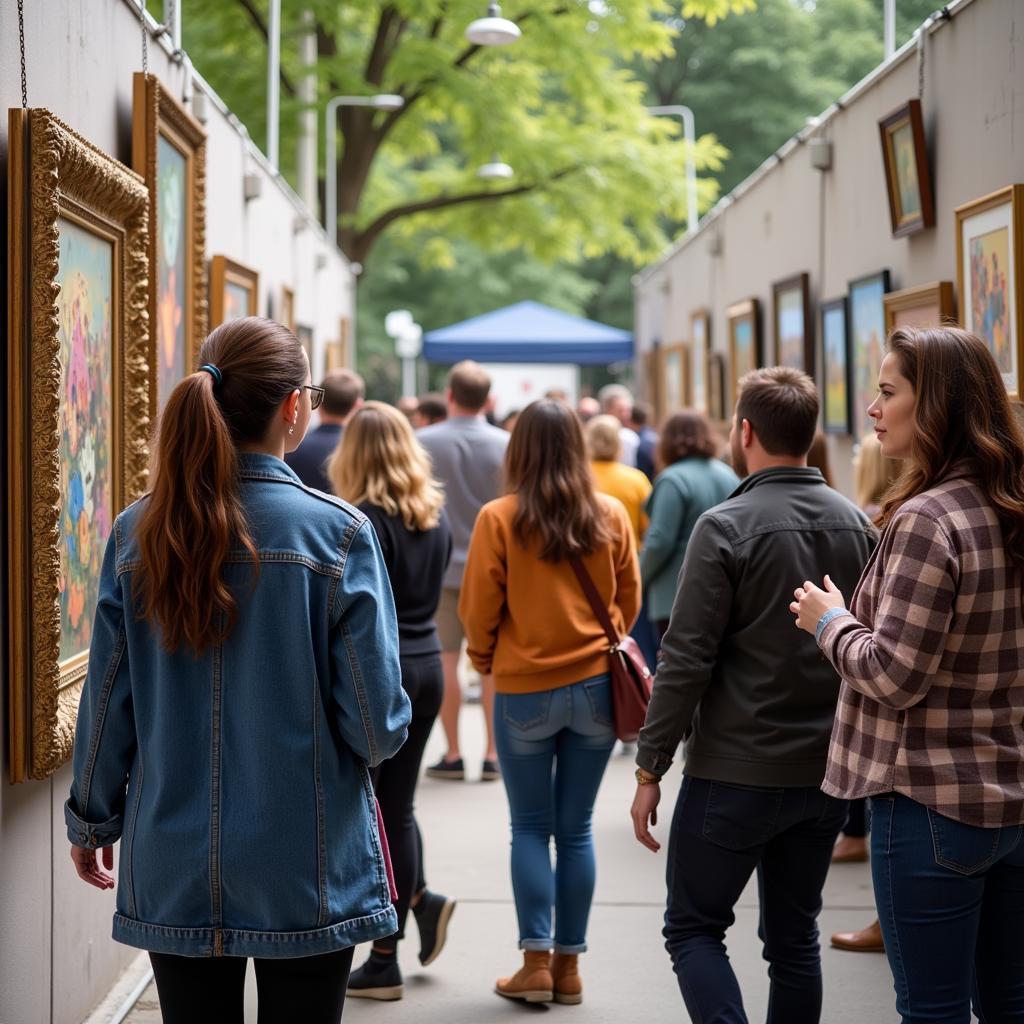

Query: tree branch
[234,0,297,96]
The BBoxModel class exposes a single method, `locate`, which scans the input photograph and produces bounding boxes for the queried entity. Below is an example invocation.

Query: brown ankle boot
[494,950,553,1003]
[552,953,582,1005]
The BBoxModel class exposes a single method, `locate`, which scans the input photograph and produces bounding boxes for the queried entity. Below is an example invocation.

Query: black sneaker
[347,952,404,1001]
[413,890,457,966]
[480,758,501,782]
[425,756,465,780]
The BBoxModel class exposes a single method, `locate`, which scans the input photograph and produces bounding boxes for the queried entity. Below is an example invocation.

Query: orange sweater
[459,493,642,694]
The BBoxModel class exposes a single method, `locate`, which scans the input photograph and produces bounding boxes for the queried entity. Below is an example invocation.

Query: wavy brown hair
[878,326,1024,571]
[136,317,307,653]
[659,410,718,469]
[505,399,613,562]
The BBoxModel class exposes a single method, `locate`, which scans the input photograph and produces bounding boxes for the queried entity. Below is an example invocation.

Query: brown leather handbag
[569,557,653,742]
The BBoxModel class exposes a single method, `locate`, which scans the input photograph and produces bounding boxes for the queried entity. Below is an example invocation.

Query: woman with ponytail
[65,317,410,1023]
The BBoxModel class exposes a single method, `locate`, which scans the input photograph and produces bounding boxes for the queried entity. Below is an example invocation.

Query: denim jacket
[65,453,411,958]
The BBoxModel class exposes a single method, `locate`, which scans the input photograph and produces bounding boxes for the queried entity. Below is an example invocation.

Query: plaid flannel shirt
[819,469,1024,828]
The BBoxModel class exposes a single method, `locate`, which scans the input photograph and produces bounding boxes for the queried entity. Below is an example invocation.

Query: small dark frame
[820,297,852,435]
[879,99,935,238]
[772,272,814,373]
[708,351,727,424]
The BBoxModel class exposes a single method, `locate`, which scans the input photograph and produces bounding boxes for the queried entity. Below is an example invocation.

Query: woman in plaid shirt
[793,326,1024,1024]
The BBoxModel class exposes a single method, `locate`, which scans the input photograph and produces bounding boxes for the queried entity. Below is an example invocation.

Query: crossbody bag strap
[568,556,621,648]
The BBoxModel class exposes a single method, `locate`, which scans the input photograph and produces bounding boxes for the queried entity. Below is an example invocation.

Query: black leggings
[149,946,354,1024]
[373,652,444,951]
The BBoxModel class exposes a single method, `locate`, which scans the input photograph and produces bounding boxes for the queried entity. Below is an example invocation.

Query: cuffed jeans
[493,675,616,954]
[871,793,1024,1024]
[664,776,848,1024]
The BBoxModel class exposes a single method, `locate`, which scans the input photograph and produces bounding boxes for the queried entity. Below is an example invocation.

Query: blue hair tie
[198,363,223,387]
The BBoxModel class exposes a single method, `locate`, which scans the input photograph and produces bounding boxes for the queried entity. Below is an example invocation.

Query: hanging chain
[17,0,27,107]
[140,0,148,74]
[917,25,926,102]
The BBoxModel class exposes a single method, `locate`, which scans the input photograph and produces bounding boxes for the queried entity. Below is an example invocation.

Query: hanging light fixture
[465,2,522,46]
[477,155,514,180]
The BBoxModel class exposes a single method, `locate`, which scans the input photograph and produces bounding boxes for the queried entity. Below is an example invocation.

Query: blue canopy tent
[422,300,633,365]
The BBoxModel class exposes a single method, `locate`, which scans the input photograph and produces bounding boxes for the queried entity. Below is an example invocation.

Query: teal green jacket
[640,458,740,621]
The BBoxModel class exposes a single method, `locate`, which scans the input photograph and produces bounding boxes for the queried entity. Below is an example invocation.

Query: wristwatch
[635,768,661,785]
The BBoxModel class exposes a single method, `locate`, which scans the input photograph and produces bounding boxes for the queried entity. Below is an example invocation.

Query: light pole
[646,104,699,235]
[323,94,405,249]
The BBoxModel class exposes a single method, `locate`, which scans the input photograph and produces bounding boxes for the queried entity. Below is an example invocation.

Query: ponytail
[135,317,306,653]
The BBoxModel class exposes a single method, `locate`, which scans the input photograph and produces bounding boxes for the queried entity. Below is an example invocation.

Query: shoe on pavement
[425,756,465,780]
[552,953,583,1005]
[480,758,501,782]
[495,951,553,1003]
[413,889,456,966]
[831,835,869,863]
[831,918,885,952]
[347,953,404,1000]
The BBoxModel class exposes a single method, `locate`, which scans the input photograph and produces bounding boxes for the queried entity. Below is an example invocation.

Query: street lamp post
[646,104,699,235]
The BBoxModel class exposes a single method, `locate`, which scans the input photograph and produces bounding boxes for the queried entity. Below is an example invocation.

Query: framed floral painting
[210,255,259,327]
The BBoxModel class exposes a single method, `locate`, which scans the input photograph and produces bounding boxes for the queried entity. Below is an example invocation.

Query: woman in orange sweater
[460,399,641,1007]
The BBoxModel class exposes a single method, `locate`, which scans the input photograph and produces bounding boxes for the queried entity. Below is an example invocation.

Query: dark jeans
[843,797,868,838]
[149,946,354,1024]
[871,793,1024,1024]
[664,775,848,1024]
[372,652,443,951]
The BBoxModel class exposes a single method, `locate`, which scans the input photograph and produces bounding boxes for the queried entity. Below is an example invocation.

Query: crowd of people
[64,316,1023,1024]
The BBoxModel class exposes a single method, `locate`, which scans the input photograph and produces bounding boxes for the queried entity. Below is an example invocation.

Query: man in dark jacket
[630,366,876,1024]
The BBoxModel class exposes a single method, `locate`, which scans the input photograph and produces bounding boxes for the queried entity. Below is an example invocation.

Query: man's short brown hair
[447,360,491,412]
[320,369,365,418]
[735,367,819,457]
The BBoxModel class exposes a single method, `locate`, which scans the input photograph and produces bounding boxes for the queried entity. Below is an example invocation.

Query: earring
[288,425,295,435]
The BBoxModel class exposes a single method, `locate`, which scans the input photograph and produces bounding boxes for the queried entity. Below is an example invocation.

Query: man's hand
[790,575,846,635]
[631,782,662,853]
[71,844,115,890]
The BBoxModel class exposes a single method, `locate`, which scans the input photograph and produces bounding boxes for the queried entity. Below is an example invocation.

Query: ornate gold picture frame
[132,73,207,417]
[209,254,259,327]
[7,109,151,782]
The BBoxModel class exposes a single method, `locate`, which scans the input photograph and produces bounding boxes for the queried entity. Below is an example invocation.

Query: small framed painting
[772,273,813,372]
[955,185,1023,399]
[691,309,711,413]
[884,281,955,333]
[210,255,259,327]
[325,342,344,371]
[727,298,761,408]
[821,297,852,435]
[660,343,690,414]
[848,270,891,440]
[708,351,728,423]
[296,323,314,373]
[879,99,935,237]
[280,285,296,333]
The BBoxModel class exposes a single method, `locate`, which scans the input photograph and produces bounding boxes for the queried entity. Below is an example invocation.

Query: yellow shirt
[590,460,652,543]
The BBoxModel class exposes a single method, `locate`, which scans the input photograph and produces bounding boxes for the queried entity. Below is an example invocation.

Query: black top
[285,423,342,493]
[359,502,452,657]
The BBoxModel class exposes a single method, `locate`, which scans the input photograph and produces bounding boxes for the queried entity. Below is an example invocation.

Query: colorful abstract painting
[776,287,805,368]
[850,274,889,441]
[224,280,251,322]
[969,226,1012,373]
[822,302,850,433]
[156,134,187,408]
[56,218,114,664]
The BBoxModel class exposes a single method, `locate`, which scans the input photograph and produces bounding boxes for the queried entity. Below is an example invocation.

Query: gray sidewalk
[126,707,898,1023]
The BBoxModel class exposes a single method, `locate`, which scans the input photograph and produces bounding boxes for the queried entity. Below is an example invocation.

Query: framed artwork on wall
[884,281,955,333]
[7,109,151,782]
[821,297,852,435]
[132,73,207,418]
[878,99,935,237]
[296,323,314,374]
[726,298,761,408]
[848,270,891,440]
[660,343,690,415]
[708,351,728,423]
[955,185,1023,399]
[691,309,711,414]
[644,347,665,424]
[210,255,259,327]
[280,285,296,333]
[772,272,813,372]
[325,341,344,371]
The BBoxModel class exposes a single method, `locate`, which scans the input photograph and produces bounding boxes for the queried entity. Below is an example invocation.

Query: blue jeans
[664,776,848,1024]
[493,675,616,953]
[871,793,1024,1024]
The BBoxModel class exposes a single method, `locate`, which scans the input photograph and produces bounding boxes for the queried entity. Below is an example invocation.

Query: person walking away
[631,367,876,1024]
[630,401,660,482]
[597,383,640,467]
[418,362,509,782]
[640,411,739,639]
[329,402,457,1000]
[411,392,447,429]
[66,318,410,1024]
[793,327,1024,1024]
[461,400,641,1005]
[285,367,365,492]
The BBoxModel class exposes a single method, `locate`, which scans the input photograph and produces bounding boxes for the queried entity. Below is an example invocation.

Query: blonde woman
[585,414,652,544]
[329,402,455,1001]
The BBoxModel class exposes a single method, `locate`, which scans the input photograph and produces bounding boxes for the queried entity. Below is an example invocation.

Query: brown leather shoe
[831,918,884,952]
[495,951,553,1003]
[552,953,583,1005]
[831,835,869,863]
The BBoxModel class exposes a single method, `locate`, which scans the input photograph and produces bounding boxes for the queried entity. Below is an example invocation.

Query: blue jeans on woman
[493,675,616,954]
[871,793,1024,1024]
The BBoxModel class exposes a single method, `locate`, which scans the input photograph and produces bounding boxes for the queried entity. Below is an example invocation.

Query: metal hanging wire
[17,0,28,107]
[139,0,148,74]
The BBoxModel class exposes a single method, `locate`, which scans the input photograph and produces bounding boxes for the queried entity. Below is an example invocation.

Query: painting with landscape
[821,299,850,434]
[849,272,890,440]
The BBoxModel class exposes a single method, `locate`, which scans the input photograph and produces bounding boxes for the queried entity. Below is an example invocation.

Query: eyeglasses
[302,385,325,411]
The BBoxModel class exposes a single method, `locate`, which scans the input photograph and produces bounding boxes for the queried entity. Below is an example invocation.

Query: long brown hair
[878,326,1024,571]
[505,399,612,562]
[136,317,307,652]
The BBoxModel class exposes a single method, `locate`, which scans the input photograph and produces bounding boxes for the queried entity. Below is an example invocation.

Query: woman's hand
[790,575,846,635]
[71,844,115,890]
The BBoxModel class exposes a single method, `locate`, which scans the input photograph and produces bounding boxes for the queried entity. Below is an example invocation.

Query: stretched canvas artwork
[691,310,710,413]
[708,352,727,423]
[280,285,296,332]
[7,108,150,782]
[727,299,761,407]
[884,282,955,333]
[848,271,891,440]
[821,297,851,435]
[956,185,1022,398]
[662,343,689,414]
[210,255,259,327]
[296,323,314,374]
[772,273,813,372]
[879,99,935,237]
